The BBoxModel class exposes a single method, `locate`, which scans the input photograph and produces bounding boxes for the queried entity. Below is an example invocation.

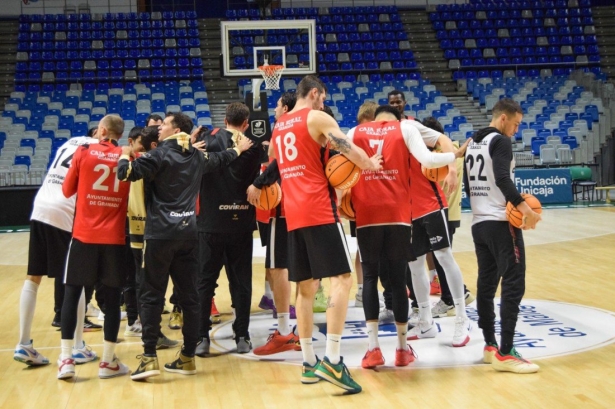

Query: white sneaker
[86,303,101,318]
[465,291,476,305]
[125,319,143,337]
[57,357,76,379]
[431,300,455,318]
[97,310,127,321]
[72,343,98,364]
[407,320,437,340]
[378,307,395,324]
[452,316,472,347]
[355,292,363,308]
[408,308,420,327]
[14,341,49,366]
[99,356,130,379]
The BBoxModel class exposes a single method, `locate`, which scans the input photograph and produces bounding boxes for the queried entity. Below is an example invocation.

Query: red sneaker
[395,345,416,367]
[361,347,385,369]
[253,330,301,356]
[483,343,498,364]
[430,276,441,295]
[211,298,220,317]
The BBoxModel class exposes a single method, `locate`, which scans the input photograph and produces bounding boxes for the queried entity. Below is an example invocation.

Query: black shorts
[349,220,357,237]
[265,217,288,269]
[411,209,452,257]
[257,221,269,247]
[288,222,353,282]
[356,224,414,263]
[27,220,71,278]
[64,238,128,288]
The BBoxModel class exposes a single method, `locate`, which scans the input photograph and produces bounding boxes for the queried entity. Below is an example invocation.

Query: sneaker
[51,312,61,328]
[211,314,221,324]
[57,357,76,379]
[465,290,476,305]
[236,336,252,354]
[125,319,142,337]
[395,345,416,367]
[86,303,101,318]
[431,299,455,318]
[130,355,160,380]
[156,335,179,350]
[97,311,127,321]
[211,298,220,317]
[492,347,539,374]
[361,347,385,369]
[169,309,183,330]
[452,316,472,347]
[407,308,420,327]
[483,343,498,364]
[378,307,395,324]
[72,343,98,364]
[83,317,102,332]
[272,305,297,319]
[430,276,441,295]
[14,341,49,366]
[313,286,327,313]
[164,352,197,375]
[99,356,130,379]
[258,294,275,311]
[407,320,437,340]
[314,356,362,394]
[355,292,363,308]
[253,330,301,356]
[301,358,321,384]
[195,337,210,357]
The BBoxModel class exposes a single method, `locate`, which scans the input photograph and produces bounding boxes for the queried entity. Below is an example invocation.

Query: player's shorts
[257,221,269,247]
[349,220,357,237]
[356,224,414,263]
[288,222,353,282]
[265,216,288,269]
[27,220,71,278]
[64,238,128,288]
[411,208,451,257]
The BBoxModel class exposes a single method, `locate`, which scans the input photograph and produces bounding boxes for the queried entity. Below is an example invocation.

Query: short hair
[296,75,327,99]
[225,102,250,127]
[140,126,159,152]
[166,112,194,134]
[280,91,297,111]
[321,105,335,118]
[421,117,444,134]
[146,114,163,125]
[374,105,402,121]
[101,115,124,137]
[356,101,378,123]
[87,127,97,137]
[492,98,523,118]
[128,126,143,141]
[387,89,406,101]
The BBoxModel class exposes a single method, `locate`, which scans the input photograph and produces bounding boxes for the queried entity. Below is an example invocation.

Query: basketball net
[251,58,284,109]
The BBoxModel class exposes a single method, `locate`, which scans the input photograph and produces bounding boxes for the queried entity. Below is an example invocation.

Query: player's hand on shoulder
[246,184,261,207]
[236,135,254,152]
[121,146,133,158]
[190,126,203,144]
[193,140,207,152]
[369,154,383,171]
[455,138,472,158]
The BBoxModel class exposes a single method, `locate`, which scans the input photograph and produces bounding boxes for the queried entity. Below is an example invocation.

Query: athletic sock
[102,341,116,363]
[395,323,409,350]
[500,342,513,355]
[19,280,39,345]
[73,289,86,350]
[366,321,379,350]
[277,313,291,336]
[61,339,73,360]
[325,333,341,364]
[265,281,273,299]
[429,269,437,281]
[357,284,363,295]
[418,301,432,325]
[453,297,467,319]
[300,338,317,366]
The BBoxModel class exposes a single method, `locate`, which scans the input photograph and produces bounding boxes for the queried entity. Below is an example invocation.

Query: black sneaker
[51,312,61,328]
[83,317,102,332]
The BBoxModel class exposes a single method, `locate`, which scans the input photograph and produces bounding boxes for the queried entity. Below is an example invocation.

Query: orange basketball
[257,182,282,211]
[325,154,361,190]
[506,193,542,228]
[339,189,355,220]
[421,165,449,182]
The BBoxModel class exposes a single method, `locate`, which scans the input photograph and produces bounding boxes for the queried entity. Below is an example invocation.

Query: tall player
[266,75,381,394]
[14,136,100,367]
[465,98,541,373]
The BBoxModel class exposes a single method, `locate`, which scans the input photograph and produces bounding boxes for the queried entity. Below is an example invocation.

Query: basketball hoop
[257,64,285,90]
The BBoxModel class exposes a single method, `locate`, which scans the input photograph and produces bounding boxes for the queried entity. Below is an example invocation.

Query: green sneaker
[164,352,196,375]
[313,286,327,313]
[301,358,321,384]
[314,356,362,394]
[130,355,160,381]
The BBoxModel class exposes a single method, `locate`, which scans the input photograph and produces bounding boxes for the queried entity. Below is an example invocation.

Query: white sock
[265,281,273,298]
[325,333,341,364]
[434,247,466,318]
[102,341,116,363]
[61,339,73,360]
[418,301,432,324]
[396,323,408,350]
[73,289,86,349]
[277,313,290,336]
[366,321,379,350]
[357,284,363,294]
[19,280,39,345]
[429,269,437,281]
[453,297,467,319]
[300,338,317,366]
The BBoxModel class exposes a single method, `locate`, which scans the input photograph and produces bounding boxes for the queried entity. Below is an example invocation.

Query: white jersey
[30,137,99,232]
[465,132,514,225]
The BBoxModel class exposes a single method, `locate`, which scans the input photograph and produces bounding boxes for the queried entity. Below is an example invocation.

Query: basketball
[325,154,361,190]
[339,189,355,220]
[506,193,542,228]
[257,182,282,211]
[421,165,449,182]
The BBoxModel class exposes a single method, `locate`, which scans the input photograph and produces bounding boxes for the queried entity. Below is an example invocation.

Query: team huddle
[14,75,541,394]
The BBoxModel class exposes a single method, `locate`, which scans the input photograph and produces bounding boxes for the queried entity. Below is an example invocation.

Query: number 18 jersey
[271,108,338,231]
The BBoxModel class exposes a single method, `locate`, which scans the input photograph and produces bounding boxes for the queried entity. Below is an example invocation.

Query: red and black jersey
[409,154,448,220]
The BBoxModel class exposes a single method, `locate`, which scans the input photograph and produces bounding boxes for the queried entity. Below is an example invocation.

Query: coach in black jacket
[117,112,252,380]
[195,102,261,354]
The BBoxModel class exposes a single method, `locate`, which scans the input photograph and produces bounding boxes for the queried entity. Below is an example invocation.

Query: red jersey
[62,139,130,245]
[349,121,412,228]
[271,108,337,231]
[409,154,448,220]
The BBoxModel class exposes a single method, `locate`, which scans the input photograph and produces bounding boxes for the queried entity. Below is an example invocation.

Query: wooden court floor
[0,206,614,409]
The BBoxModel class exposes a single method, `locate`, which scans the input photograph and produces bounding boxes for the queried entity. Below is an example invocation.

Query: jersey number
[466,154,487,181]
[369,139,384,155]
[51,148,74,169]
[93,164,121,192]
[275,132,298,164]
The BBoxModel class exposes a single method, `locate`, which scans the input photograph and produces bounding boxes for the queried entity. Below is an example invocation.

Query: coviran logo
[170,211,195,217]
